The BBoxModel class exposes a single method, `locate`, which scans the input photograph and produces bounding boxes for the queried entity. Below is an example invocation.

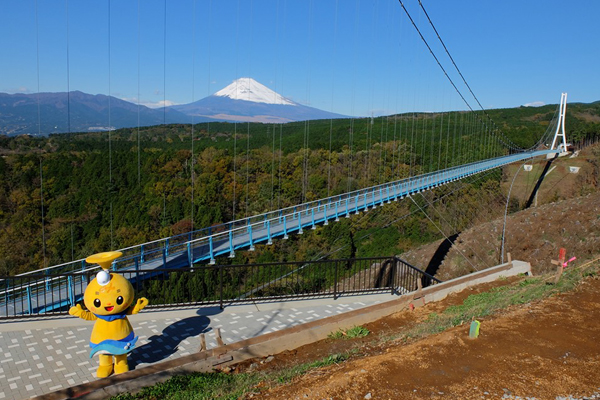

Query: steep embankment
[402,145,600,279]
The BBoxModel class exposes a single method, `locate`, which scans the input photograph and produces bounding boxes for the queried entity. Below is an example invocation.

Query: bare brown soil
[241,274,600,400]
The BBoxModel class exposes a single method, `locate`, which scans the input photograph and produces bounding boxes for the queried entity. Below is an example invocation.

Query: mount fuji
[172,78,348,123]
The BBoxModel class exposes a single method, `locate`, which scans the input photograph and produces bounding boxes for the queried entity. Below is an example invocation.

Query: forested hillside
[0,102,598,275]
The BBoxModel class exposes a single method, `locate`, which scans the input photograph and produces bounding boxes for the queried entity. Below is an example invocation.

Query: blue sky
[1,0,598,117]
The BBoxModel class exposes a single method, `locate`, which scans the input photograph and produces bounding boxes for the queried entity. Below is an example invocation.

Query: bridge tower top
[550,92,568,152]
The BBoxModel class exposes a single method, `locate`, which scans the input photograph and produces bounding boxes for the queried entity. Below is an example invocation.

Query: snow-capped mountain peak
[214,77,296,106]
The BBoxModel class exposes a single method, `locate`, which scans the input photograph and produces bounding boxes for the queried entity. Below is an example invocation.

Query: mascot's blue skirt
[89,332,138,358]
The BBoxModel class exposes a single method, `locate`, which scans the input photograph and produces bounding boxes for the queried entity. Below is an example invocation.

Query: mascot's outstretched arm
[69,304,98,321]
[128,297,148,315]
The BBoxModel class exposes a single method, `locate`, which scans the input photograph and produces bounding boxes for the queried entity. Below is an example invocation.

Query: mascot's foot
[114,354,129,374]
[97,354,114,378]
[114,362,129,374]
[96,364,114,378]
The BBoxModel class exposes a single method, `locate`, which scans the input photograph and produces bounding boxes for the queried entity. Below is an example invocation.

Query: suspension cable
[327,0,339,198]
[36,0,46,267]
[137,0,141,187]
[191,0,196,230]
[410,194,482,272]
[398,0,525,152]
[108,0,114,249]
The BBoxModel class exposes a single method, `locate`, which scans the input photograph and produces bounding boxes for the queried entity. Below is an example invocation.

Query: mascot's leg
[114,354,129,374]
[97,354,114,378]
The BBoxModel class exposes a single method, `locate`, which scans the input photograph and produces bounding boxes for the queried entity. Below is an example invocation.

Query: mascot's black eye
[93,299,101,308]
[116,296,124,305]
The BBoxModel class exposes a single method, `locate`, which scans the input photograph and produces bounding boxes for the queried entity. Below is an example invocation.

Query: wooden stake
[199,333,206,352]
[553,265,563,284]
[216,327,225,347]
[550,248,567,283]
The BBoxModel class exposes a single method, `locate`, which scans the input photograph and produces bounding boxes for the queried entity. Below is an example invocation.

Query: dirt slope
[250,275,600,400]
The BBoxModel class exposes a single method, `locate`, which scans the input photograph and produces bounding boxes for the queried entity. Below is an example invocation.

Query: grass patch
[276,351,353,384]
[110,351,355,400]
[328,325,370,340]
[110,373,260,400]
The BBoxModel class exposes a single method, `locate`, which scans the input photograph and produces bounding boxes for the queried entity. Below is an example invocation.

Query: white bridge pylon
[550,92,568,152]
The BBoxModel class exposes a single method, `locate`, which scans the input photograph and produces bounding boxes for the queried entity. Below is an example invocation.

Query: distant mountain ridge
[0,91,195,136]
[0,79,349,136]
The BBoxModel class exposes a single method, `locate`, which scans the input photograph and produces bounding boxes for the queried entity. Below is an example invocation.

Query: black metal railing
[0,256,440,320]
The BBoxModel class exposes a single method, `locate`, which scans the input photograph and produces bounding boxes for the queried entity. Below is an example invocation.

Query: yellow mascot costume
[69,251,148,378]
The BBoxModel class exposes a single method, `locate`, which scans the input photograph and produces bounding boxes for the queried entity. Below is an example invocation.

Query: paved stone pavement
[0,292,397,400]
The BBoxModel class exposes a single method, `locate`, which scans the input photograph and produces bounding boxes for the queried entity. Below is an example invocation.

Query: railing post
[311,208,316,230]
[267,220,273,245]
[298,212,303,234]
[335,201,339,222]
[81,260,85,272]
[248,225,255,251]
[219,266,224,310]
[324,202,329,226]
[371,188,376,208]
[45,269,50,291]
[68,275,74,306]
[165,238,170,256]
[283,215,288,239]
[135,258,140,292]
[228,230,235,258]
[333,260,338,300]
[209,236,216,264]
[4,279,8,311]
[391,258,396,295]
[140,244,145,263]
[162,248,167,267]
[187,242,192,267]
[27,286,32,315]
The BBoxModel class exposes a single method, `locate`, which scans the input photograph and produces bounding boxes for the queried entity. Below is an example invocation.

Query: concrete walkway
[0,292,397,400]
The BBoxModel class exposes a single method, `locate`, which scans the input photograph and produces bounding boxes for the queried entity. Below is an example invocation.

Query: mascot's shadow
[129,311,216,369]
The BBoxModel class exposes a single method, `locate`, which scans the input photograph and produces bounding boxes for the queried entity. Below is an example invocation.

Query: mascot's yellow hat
[86,251,123,271]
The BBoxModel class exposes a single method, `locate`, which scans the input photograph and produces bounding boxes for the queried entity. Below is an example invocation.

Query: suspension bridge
[0,0,574,319]
[0,93,569,319]
[0,1,585,399]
